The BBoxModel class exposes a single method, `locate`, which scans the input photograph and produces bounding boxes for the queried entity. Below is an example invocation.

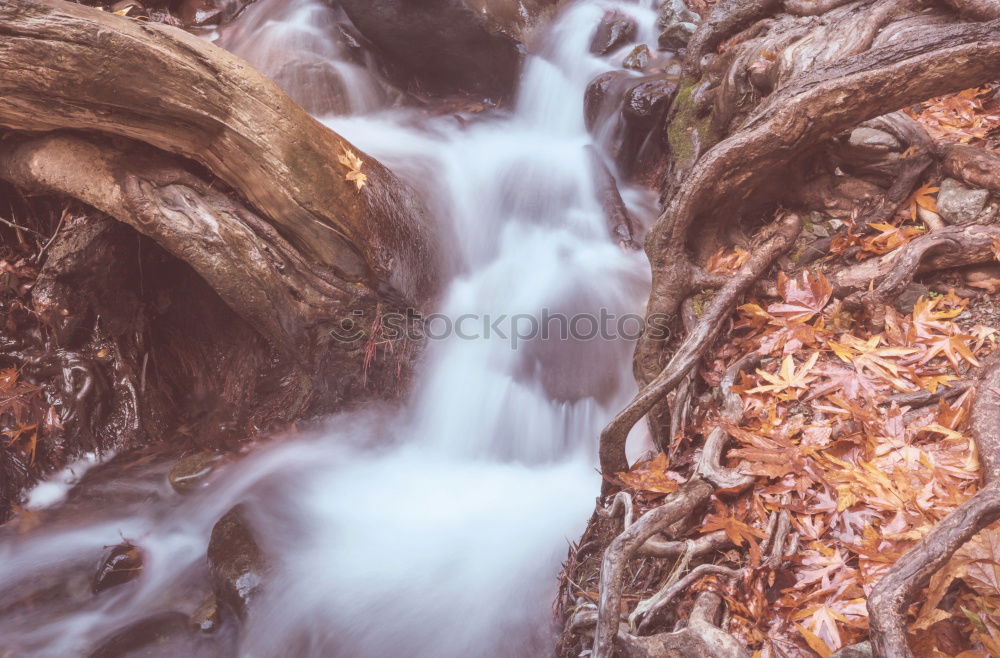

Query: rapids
[0,1,665,655]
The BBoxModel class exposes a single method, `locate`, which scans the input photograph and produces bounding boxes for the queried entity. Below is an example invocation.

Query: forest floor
[562,85,1000,657]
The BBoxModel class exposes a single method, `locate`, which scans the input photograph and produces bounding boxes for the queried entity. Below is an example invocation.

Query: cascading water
[0,2,666,655]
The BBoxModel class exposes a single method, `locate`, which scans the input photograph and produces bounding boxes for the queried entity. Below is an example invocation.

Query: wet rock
[168,451,222,494]
[585,72,677,179]
[848,127,902,153]
[88,611,224,658]
[658,21,697,50]
[335,0,557,99]
[658,0,700,27]
[207,505,266,619]
[618,76,677,177]
[589,11,636,55]
[584,70,630,132]
[937,177,994,225]
[623,77,677,119]
[894,282,930,314]
[794,236,832,264]
[587,146,639,249]
[190,592,221,633]
[92,542,143,594]
[178,0,253,26]
[622,44,651,71]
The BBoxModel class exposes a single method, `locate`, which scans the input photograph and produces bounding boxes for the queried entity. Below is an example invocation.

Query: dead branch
[639,529,730,558]
[615,592,751,658]
[0,134,353,362]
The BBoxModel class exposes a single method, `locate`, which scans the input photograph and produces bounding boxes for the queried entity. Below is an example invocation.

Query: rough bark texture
[637,15,1000,386]
[0,0,438,516]
[0,0,440,307]
[561,2,1000,657]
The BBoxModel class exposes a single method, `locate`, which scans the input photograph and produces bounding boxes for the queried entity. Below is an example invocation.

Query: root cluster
[562,0,1000,656]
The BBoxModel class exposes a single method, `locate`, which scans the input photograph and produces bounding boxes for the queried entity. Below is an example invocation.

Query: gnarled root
[600,212,802,482]
[834,224,1000,327]
[868,359,1000,657]
[593,354,768,657]
[616,592,750,658]
[593,477,717,658]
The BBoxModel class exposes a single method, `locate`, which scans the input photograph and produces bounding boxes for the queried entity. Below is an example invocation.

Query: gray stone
[657,0,699,28]
[847,127,901,153]
[589,11,637,55]
[831,641,873,658]
[937,177,991,225]
[168,451,222,494]
[659,21,697,50]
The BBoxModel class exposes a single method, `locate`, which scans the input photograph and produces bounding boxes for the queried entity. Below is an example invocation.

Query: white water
[0,2,662,656]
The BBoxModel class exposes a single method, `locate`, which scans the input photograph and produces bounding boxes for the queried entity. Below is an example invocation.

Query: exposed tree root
[634,563,741,633]
[617,591,751,658]
[835,224,1000,326]
[638,12,1000,385]
[942,142,1000,193]
[0,133,355,363]
[594,353,769,657]
[869,359,1000,657]
[600,212,801,481]
[784,0,858,17]
[593,477,717,658]
[572,1,1000,656]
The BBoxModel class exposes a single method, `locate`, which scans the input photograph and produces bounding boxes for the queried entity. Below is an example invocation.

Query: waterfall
[0,1,662,655]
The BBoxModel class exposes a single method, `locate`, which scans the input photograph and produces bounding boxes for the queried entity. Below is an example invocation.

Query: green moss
[666,79,719,166]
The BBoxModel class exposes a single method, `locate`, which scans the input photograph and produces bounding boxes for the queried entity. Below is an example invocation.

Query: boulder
[585,72,677,179]
[657,0,699,50]
[207,505,267,619]
[335,0,557,99]
[937,177,996,225]
[658,0,700,28]
[589,10,637,55]
[584,70,631,132]
[893,282,931,314]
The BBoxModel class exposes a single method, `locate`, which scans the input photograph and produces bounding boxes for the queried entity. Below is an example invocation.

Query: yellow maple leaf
[338,148,367,190]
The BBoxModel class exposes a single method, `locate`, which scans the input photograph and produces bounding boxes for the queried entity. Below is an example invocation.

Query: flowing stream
[0,1,664,655]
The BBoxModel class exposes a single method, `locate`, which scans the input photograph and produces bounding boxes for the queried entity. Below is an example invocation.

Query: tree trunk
[0,0,439,516]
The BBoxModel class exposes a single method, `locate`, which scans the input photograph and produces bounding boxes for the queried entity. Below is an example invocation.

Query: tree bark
[0,0,440,316]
